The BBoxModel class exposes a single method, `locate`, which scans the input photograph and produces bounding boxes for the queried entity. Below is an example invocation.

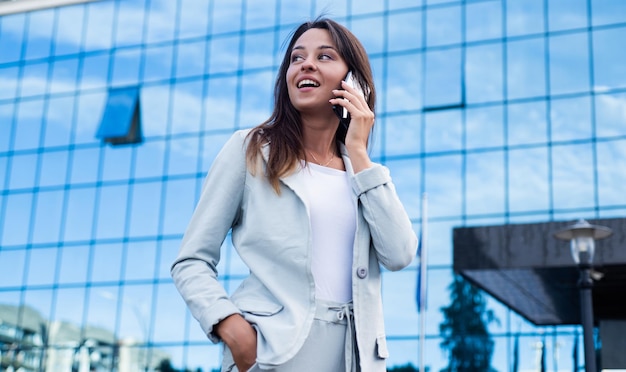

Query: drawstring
[330,303,357,372]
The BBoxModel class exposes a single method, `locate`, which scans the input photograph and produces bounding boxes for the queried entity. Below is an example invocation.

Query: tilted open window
[96,86,143,146]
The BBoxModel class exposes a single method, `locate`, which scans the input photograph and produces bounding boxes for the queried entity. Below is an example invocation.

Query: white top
[296,162,357,303]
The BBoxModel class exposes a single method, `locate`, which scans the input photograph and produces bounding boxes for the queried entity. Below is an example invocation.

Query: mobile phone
[333,71,369,128]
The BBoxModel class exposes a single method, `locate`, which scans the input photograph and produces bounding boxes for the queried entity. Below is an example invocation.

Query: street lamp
[553,219,612,372]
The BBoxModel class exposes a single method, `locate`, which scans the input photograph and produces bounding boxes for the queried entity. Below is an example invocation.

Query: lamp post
[554,219,612,372]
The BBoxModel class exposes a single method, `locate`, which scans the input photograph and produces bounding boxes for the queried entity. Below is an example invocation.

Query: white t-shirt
[295,162,357,303]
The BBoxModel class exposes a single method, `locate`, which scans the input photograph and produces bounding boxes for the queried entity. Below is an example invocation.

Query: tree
[439,274,499,372]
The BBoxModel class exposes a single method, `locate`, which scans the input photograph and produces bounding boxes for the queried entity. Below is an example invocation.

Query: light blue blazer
[171,129,417,371]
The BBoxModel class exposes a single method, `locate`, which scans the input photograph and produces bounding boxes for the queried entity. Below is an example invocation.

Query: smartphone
[333,71,369,128]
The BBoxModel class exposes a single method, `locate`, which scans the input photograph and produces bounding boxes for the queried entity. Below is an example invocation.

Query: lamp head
[553,219,612,265]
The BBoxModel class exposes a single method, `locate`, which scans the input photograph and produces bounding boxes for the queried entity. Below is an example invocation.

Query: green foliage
[387,362,422,371]
[439,274,499,372]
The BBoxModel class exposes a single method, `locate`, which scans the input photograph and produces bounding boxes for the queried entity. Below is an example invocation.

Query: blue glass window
[96,86,143,145]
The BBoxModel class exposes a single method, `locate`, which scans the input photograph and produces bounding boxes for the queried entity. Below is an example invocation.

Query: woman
[171,17,417,372]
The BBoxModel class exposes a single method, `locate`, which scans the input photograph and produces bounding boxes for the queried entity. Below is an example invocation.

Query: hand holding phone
[332,71,369,128]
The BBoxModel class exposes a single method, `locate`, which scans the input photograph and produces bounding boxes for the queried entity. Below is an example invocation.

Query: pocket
[237,298,284,316]
[376,334,389,359]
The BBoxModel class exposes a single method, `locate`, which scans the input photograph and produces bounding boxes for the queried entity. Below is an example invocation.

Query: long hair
[245,17,377,193]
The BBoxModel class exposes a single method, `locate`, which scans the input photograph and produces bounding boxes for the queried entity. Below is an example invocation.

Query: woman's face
[286,28,349,116]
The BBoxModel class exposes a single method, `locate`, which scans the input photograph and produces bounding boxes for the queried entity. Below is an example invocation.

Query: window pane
[86,285,119,335]
[114,0,146,47]
[50,58,79,95]
[0,13,25,63]
[101,145,133,182]
[0,249,26,286]
[14,99,44,151]
[133,140,166,179]
[179,1,211,39]
[124,242,156,282]
[387,10,422,52]
[63,187,96,242]
[208,35,240,74]
[591,0,626,26]
[205,76,238,130]
[352,16,384,55]
[240,71,273,127]
[141,85,170,137]
[54,5,84,56]
[90,244,123,283]
[597,139,626,206]
[111,48,142,87]
[83,1,114,52]
[145,1,176,44]
[211,0,243,34]
[162,178,196,236]
[20,62,48,98]
[595,92,626,137]
[466,1,502,42]
[0,103,14,152]
[75,91,106,145]
[95,184,129,240]
[426,5,461,46]
[53,287,86,326]
[70,147,101,185]
[382,269,419,336]
[44,95,74,148]
[552,143,595,210]
[386,158,422,219]
[466,151,505,216]
[386,53,422,112]
[548,0,587,31]
[506,0,544,37]
[2,193,33,246]
[507,100,548,146]
[550,96,592,142]
[508,147,549,213]
[170,81,203,135]
[24,9,54,60]
[80,53,110,90]
[466,105,504,149]
[32,189,64,244]
[152,283,186,342]
[424,48,462,107]
[25,247,58,286]
[425,110,462,152]
[0,66,19,100]
[9,152,37,189]
[128,181,162,237]
[506,38,546,100]
[549,33,590,95]
[384,113,421,156]
[118,284,153,343]
[242,31,274,70]
[174,40,206,79]
[142,44,173,83]
[466,43,503,104]
[158,239,179,280]
[425,155,462,218]
[593,27,626,90]
[57,245,90,284]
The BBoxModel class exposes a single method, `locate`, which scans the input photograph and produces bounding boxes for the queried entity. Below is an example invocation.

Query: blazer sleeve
[351,164,418,271]
[170,130,249,343]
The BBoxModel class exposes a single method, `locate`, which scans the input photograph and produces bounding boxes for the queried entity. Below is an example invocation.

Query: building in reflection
[1,0,625,371]
[0,304,168,371]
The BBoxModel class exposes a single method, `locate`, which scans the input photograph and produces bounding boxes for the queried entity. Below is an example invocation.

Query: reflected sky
[1,0,626,371]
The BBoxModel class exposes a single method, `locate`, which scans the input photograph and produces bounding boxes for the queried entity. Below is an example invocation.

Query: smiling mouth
[297,79,320,88]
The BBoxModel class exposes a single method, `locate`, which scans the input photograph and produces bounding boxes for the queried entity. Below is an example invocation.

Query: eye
[291,53,304,63]
[319,53,333,60]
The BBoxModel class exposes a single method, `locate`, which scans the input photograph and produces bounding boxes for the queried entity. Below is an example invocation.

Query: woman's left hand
[330,80,375,172]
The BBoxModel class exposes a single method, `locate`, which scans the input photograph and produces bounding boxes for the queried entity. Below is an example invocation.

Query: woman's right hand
[215,314,258,371]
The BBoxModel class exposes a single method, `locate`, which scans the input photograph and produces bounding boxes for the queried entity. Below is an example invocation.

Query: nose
[300,56,317,71]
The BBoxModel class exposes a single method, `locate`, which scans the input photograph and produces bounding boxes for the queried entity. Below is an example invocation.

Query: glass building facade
[1,0,625,371]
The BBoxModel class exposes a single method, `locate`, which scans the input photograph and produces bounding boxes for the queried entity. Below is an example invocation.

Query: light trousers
[222,299,359,372]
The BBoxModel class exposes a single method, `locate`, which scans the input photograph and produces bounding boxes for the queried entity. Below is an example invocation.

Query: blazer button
[357,267,368,279]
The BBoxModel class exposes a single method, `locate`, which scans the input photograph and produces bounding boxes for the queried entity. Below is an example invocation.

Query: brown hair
[245,17,376,193]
